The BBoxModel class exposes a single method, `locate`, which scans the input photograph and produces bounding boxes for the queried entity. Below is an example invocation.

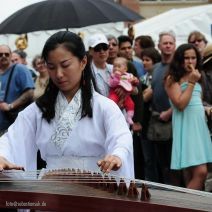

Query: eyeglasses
[0,52,10,57]
[189,39,203,44]
[93,44,109,52]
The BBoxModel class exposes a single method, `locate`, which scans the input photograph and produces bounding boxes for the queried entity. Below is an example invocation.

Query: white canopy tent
[131,4,212,46]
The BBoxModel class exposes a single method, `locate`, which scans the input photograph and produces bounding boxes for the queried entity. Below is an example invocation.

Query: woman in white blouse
[0,31,134,179]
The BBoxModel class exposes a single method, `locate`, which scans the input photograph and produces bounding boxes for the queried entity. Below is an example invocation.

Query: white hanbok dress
[0,91,134,179]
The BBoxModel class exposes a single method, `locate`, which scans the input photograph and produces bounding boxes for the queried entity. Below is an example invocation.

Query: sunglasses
[93,44,109,52]
[0,52,10,57]
[189,39,203,44]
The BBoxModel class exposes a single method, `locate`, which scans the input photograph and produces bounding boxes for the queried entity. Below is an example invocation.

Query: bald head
[0,45,11,53]
[0,45,12,71]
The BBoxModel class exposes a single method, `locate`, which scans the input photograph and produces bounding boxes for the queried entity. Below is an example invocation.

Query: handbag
[3,64,32,124]
[147,111,172,141]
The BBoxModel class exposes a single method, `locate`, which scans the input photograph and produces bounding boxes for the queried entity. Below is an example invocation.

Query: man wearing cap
[88,33,113,97]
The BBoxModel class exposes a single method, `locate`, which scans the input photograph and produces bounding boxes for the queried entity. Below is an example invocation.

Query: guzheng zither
[0,169,212,211]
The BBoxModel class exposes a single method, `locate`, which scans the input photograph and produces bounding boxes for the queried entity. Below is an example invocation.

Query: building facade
[119,0,211,18]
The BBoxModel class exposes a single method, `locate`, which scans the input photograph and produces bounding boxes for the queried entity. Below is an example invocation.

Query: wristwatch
[8,103,14,111]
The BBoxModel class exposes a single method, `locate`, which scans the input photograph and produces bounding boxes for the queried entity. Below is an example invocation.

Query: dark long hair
[36,31,97,123]
[166,43,202,83]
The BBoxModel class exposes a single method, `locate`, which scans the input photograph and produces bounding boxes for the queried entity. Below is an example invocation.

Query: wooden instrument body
[0,181,211,211]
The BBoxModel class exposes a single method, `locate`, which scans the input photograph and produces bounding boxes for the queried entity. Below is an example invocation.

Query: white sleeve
[103,99,134,179]
[0,104,38,171]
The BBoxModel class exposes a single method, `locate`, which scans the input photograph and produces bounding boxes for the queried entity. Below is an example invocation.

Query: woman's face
[108,38,119,59]
[183,49,197,72]
[189,35,206,54]
[46,45,86,101]
[35,58,46,73]
[142,55,154,72]
[11,52,23,64]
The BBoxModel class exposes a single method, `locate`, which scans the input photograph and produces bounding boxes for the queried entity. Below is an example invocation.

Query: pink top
[109,72,138,92]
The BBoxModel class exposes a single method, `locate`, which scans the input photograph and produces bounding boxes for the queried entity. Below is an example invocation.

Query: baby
[108,57,139,125]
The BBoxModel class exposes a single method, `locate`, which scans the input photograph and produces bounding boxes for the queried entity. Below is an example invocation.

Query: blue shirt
[151,62,170,112]
[0,64,34,130]
[132,60,145,78]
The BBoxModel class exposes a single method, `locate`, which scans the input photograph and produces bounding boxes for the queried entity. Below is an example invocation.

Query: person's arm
[131,86,138,95]
[9,89,33,109]
[0,156,24,171]
[165,72,200,111]
[109,73,120,88]
[97,98,134,178]
[160,108,172,122]
[165,78,194,111]
[165,65,201,111]
[0,104,37,171]
[129,74,139,96]
[0,65,34,111]
[0,89,34,112]
[143,87,153,102]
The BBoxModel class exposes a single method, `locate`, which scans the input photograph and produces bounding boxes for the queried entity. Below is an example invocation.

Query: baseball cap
[203,44,212,65]
[88,33,108,48]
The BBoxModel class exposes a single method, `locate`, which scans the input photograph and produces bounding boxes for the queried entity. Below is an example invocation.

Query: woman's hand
[0,156,24,171]
[187,64,201,83]
[97,155,122,173]
[205,106,212,117]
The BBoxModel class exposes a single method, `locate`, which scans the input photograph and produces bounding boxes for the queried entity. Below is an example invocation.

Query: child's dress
[171,82,212,170]
[108,72,138,125]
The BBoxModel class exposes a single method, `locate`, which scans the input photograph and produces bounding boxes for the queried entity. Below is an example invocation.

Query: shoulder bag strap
[3,64,16,102]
